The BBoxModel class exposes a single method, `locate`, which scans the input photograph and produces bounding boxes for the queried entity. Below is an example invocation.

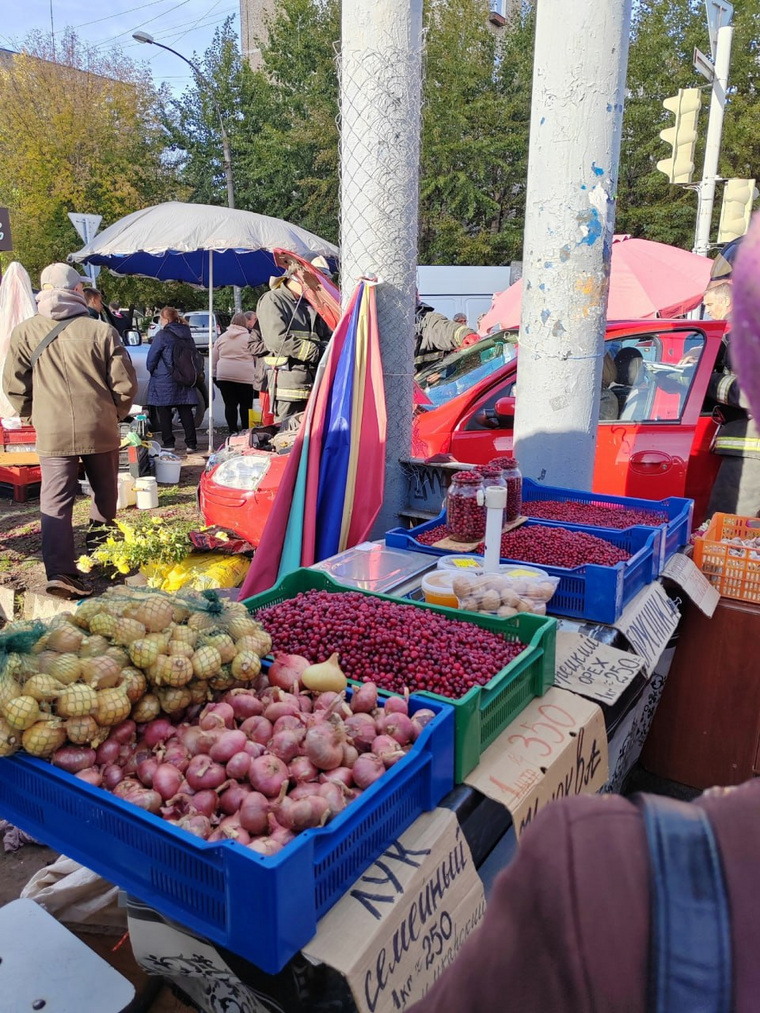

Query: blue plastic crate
[0,693,453,975]
[386,514,658,624]
[520,478,693,573]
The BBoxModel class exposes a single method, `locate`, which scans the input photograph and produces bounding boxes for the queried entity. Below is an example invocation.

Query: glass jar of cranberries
[475,464,507,528]
[447,470,486,542]
[490,456,523,522]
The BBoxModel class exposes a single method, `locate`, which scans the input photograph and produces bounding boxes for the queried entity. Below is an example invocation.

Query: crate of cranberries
[248,569,556,783]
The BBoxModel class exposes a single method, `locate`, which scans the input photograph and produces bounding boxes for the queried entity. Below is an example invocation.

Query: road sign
[0,207,12,252]
[67,212,102,245]
[705,0,733,61]
[693,47,715,82]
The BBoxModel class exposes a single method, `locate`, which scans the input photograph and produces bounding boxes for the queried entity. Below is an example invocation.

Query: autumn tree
[0,29,180,295]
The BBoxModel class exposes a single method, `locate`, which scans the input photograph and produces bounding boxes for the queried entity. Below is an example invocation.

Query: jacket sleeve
[708,368,745,409]
[258,291,326,364]
[146,332,164,374]
[212,336,222,371]
[247,326,267,358]
[2,328,33,421]
[416,310,470,354]
[106,331,138,419]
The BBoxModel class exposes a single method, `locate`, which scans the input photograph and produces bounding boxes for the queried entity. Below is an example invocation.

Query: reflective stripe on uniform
[276,387,312,401]
[296,338,320,360]
[717,374,737,403]
[714,436,760,453]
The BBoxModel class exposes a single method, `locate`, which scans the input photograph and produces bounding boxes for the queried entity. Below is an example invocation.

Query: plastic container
[244,568,557,783]
[446,470,486,542]
[386,513,658,625]
[310,544,435,594]
[134,476,159,509]
[693,512,760,603]
[475,465,507,526]
[520,477,693,573]
[0,424,36,449]
[491,457,522,521]
[452,566,560,617]
[436,555,483,572]
[0,690,454,976]
[421,570,459,608]
[154,454,182,484]
[116,473,136,510]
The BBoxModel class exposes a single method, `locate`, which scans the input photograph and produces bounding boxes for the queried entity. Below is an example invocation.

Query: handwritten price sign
[554,631,644,704]
[465,687,608,837]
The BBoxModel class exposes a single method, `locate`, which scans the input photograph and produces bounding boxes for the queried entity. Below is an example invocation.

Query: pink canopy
[479,235,713,334]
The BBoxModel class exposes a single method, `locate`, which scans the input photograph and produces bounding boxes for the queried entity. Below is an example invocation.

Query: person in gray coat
[146,308,200,451]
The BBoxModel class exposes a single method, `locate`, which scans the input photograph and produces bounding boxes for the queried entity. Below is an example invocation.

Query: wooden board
[432,515,528,552]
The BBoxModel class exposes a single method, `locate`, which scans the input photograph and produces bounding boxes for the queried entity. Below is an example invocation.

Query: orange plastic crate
[693,512,760,603]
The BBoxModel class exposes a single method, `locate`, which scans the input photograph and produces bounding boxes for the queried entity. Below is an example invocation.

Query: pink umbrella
[479,235,713,334]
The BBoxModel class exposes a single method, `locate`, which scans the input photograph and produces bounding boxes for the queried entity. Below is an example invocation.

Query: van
[417,264,521,330]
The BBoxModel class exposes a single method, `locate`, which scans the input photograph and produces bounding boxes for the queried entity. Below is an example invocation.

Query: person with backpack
[146,307,202,451]
[2,263,137,599]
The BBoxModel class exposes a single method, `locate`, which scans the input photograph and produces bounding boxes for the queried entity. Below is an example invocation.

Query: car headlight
[211,456,270,492]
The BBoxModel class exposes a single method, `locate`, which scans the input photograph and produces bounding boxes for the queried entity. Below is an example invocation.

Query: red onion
[241,716,273,745]
[176,814,212,839]
[383,697,409,716]
[219,782,252,815]
[248,838,282,856]
[411,708,436,729]
[153,763,184,802]
[345,713,376,752]
[378,712,414,746]
[226,752,253,781]
[103,764,125,791]
[264,699,301,723]
[248,755,288,797]
[296,694,313,714]
[188,789,219,819]
[75,767,103,787]
[186,755,227,791]
[52,746,97,773]
[162,740,190,772]
[137,757,159,788]
[320,767,354,788]
[350,682,378,714]
[268,652,309,691]
[289,756,319,783]
[273,714,304,735]
[143,718,174,748]
[111,719,137,744]
[268,729,305,764]
[267,813,295,845]
[95,737,122,766]
[243,741,265,758]
[314,692,339,713]
[209,730,247,764]
[180,726,217,756]
[289,783,323,800]
[304,720,344,770]
[199,702,235,731]
[113,778,141,798]
[275,795,328,832]
[223,690,264,720]
[353,753,385,789]
[342,743,359,768]
[239,792,270,835]
[319,780,350,815]
[122,787,162,814]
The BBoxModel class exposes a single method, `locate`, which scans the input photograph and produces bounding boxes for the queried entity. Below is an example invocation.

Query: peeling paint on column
[541,309,551,323]
[591,162,605,176]
[552,320,567,336]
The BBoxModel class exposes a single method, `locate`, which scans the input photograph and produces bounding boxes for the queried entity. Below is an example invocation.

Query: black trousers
[157,405,196,448]
[216,380,255,432]
[39,450,119,578]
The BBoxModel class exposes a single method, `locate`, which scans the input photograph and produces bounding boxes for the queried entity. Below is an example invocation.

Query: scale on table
[309,542,438,597]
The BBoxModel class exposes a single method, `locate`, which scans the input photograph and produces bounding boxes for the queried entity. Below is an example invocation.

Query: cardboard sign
[304,809,485,1013]
[615,582,680,676]
[554,631,645,704]
[464,687,608,838]
[662,552,719,617]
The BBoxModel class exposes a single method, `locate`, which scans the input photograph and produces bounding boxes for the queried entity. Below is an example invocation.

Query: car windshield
[186,313,211,329]
[416,331,518,407]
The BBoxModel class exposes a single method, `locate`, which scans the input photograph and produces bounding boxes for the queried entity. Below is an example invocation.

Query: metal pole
[693,25,733,256]
[340,0,424,534]
[512,0,632,490]
[208,250,215,455]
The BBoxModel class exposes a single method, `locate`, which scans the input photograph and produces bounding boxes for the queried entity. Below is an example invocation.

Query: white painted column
[693,25,733,256]
[340,0,424,533]
[207,250,215,454]
[513,0,632,490]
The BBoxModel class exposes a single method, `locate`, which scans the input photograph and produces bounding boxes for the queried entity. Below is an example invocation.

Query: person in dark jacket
[408,779,760,1013]
[244,310,268,396]
[146,308,199,451]
[256,274,332,423]
[415,300,479,372]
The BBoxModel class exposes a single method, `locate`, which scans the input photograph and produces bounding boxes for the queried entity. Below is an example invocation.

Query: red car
[201,268,726,542]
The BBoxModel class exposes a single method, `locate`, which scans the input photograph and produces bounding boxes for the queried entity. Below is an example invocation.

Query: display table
[641,595,760,788]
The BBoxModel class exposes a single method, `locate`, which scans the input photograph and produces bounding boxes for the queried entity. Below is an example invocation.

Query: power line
[169,0,227,47]
[73,0,178,30]
[90,0,194,49]
[122,8,237,47]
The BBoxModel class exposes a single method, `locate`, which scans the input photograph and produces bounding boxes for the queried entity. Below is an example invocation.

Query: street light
[134,30,241,311]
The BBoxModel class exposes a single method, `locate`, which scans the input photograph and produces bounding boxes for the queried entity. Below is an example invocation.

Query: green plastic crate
[243,569,557,783]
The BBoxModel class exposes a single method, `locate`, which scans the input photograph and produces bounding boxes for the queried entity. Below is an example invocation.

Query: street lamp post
[134,30,241,311]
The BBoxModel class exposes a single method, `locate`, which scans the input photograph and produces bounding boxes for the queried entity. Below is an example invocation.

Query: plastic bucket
[421,570,459,609]
[117,473,136,510]
[134,476,159,509]
[154,455,182,485]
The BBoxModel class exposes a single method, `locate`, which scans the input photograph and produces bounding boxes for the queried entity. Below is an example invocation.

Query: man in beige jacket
[2,263,137,599]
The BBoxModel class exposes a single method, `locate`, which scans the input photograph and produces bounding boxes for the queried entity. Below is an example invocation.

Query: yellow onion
[187,612,216,633]
[2,695,40,730]
[48,653,83,685]
[73,599,108,629]
[235,630,272,657]
[121,667,148,703]
[129,638,161,670]
[186,680,210,705]
[155,685,192,715]
[153,654,194,688]
[224,615,261,641]
[23,674,64,702]
[199,631,236,664]
[79,635,110,658]
[22,719,67,757]
[171,603,191,624]
[130,693,161,723]
[56,683,97,719]
[171,626,198,648]
[88,612,119,639]
[208,668,237,692]
[18,654,40,679]
[0,717,19,756]
[231,651,262,681]
[105,646,130,667]
[191,645,223,680]
[65,715,100,745]
[95,685,132,727]
[168,641,194,660]
[131,596,175,633]
[0,674,21,711]
[113,618,147,646]
[46,624,84,653]
[81,655,122,690]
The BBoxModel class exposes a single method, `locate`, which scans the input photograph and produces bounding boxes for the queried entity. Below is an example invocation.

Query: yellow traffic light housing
[718,178,757,243]
[656,88,702,184]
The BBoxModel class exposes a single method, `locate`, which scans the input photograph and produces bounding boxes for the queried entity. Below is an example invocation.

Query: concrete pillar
[513,0,632,490]
[340,0,424,532]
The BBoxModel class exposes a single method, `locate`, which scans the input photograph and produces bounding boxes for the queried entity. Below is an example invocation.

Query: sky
[3,0,240,93]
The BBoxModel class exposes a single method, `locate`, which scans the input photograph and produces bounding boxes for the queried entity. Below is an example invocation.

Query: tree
[0,29,178,292]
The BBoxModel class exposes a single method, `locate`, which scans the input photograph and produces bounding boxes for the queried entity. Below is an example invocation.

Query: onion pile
[47,668,431,857]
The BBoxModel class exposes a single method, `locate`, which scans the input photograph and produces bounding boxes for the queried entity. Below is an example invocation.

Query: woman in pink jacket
[212,312,259,433]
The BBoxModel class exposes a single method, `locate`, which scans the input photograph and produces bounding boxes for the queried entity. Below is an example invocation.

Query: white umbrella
[0,262,37,419]
[68,202,339,451]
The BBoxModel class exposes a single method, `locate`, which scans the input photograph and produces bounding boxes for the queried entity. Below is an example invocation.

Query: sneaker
[186,444,198,452]
[46,574,93,600]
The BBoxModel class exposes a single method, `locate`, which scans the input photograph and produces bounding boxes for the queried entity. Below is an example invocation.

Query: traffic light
[656,88,702,184]
[718,178,757,243]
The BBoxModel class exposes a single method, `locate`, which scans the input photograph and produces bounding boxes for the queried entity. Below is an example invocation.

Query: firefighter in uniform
[414,300,480,373]
[704,280,760,517]
[256,272,332,425]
